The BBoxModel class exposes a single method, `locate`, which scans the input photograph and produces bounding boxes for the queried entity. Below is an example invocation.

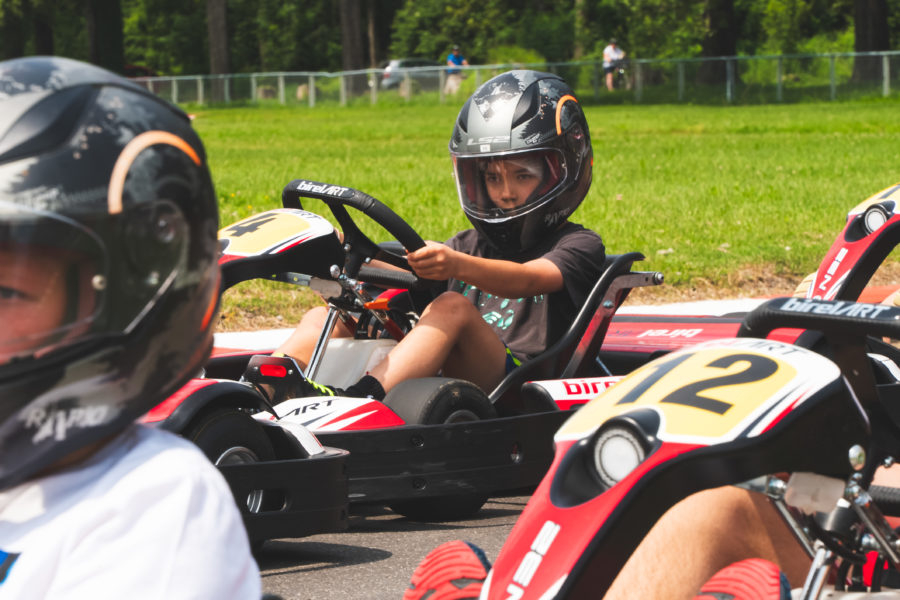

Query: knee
[297,305,329,331]
[422,291,479,323]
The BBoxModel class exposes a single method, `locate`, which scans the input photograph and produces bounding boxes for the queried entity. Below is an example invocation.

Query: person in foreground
[273,69,606,401]
[0,56,260,598]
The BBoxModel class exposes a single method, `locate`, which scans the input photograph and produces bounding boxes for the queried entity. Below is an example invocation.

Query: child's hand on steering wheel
[406,241,460,280]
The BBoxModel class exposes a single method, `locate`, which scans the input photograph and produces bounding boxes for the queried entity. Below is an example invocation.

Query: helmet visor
[0,202,107,364]
[453,149,566,222]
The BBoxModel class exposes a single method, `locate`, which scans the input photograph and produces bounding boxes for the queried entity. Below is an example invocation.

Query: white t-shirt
[603,45,625,67]
[0,425,261,599]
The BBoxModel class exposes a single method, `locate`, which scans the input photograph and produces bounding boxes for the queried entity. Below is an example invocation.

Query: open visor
[452,149,567,221]
[0,202,107,364]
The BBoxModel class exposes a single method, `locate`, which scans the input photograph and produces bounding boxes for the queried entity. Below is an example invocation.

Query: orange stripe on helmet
[555,94,578,135]
[107,131,202,215]
[200,276,220,331]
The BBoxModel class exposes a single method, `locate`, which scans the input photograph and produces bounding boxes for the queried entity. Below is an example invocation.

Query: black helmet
[0,56,220,490]
[448,70,592,255]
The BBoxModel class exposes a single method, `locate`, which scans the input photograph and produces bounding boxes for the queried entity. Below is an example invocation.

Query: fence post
[370,72,377,105]
[308,75,316,107]
[197,77,204,105]
[172,78,178,104]
[340,74,347,106]
[475,68,481,88]
[725,59,734,103]
[883,54,891,97]
[439,69,446,103]
[403,71,411,101]
[635,61,643,102]
[251,75,257,103]
[776,56,783,102]
[277,75,285,104]
[224,75,231,104]
[830,54,836,100]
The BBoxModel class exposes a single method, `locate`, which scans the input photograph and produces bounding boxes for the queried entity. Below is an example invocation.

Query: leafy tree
[389,0,519,63]
[122,0,207,75]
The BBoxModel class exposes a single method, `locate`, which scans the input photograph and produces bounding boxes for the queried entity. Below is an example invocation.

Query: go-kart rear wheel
[384,378,497,521]
[186,409,277,515]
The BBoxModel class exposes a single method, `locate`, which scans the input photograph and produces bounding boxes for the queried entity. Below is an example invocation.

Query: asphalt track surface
[257,495,530,600]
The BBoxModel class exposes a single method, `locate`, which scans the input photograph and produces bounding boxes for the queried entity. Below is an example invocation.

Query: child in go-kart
[271,70,606,401]
[0,57,260,598]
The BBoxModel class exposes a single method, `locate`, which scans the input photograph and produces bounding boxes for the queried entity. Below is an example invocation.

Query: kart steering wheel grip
[282,179,426,276]
[738,296,900,341]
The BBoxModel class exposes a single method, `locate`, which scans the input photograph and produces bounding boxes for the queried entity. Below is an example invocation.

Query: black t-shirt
[445,223,606,360]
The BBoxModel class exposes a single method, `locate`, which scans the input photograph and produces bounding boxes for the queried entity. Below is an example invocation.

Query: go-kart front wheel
[384,378,497,521]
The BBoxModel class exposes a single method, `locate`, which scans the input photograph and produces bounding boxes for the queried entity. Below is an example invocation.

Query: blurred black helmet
[0,56,220,489]
[448,70,592,255]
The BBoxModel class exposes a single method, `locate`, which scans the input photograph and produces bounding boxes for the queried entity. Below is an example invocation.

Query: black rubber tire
[384,378,497,521]
[186,409,277,513]
[383,378,498,425]
[187,409,277,467]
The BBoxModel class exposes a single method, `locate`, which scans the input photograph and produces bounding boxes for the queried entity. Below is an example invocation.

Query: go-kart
[143,178,662,545]
[418,182,900,599]
[594,181,900,374]
[472,295,900,599]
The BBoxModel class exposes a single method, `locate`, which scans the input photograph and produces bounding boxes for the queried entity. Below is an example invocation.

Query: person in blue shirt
[445,45,469,94]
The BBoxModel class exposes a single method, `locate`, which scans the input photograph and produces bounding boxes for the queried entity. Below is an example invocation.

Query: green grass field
[190,99,900,330]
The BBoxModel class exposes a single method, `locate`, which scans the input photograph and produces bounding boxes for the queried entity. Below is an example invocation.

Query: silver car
[380,58,443,90]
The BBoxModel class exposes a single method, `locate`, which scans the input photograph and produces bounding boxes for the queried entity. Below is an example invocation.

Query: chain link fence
[133,51,900,107]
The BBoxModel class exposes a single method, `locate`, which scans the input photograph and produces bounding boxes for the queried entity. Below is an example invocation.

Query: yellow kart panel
[219,209,334,256]
[557,338,840,444]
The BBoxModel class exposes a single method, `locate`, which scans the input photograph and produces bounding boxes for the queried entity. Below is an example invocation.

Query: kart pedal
[404,540,490,600]
[694,558,791,600]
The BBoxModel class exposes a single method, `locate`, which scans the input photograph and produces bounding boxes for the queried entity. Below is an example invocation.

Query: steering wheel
[281,179,430,288]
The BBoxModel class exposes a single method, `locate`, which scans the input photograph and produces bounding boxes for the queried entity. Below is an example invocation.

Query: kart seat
[488,252,661,415]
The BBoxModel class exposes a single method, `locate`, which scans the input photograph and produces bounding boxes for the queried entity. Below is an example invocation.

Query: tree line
[0,0,896,82]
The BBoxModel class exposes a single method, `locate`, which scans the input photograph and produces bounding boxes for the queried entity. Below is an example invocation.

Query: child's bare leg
[274,305,353,369]
[604,486,811,600]
[368,292,508,394]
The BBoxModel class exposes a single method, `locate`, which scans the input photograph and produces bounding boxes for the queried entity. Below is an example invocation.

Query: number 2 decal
[557,342,825,442]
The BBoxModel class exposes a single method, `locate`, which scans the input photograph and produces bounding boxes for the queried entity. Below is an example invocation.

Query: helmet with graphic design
[0,56,220,490]
[448,70,592,255]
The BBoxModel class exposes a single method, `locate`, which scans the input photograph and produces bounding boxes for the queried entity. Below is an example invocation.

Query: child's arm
[407,241,562,298]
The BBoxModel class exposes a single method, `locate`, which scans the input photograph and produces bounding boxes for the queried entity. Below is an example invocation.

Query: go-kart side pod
[479,336,868,599]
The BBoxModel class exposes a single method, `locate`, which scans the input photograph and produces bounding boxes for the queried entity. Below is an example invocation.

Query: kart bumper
[217,446,349,543]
